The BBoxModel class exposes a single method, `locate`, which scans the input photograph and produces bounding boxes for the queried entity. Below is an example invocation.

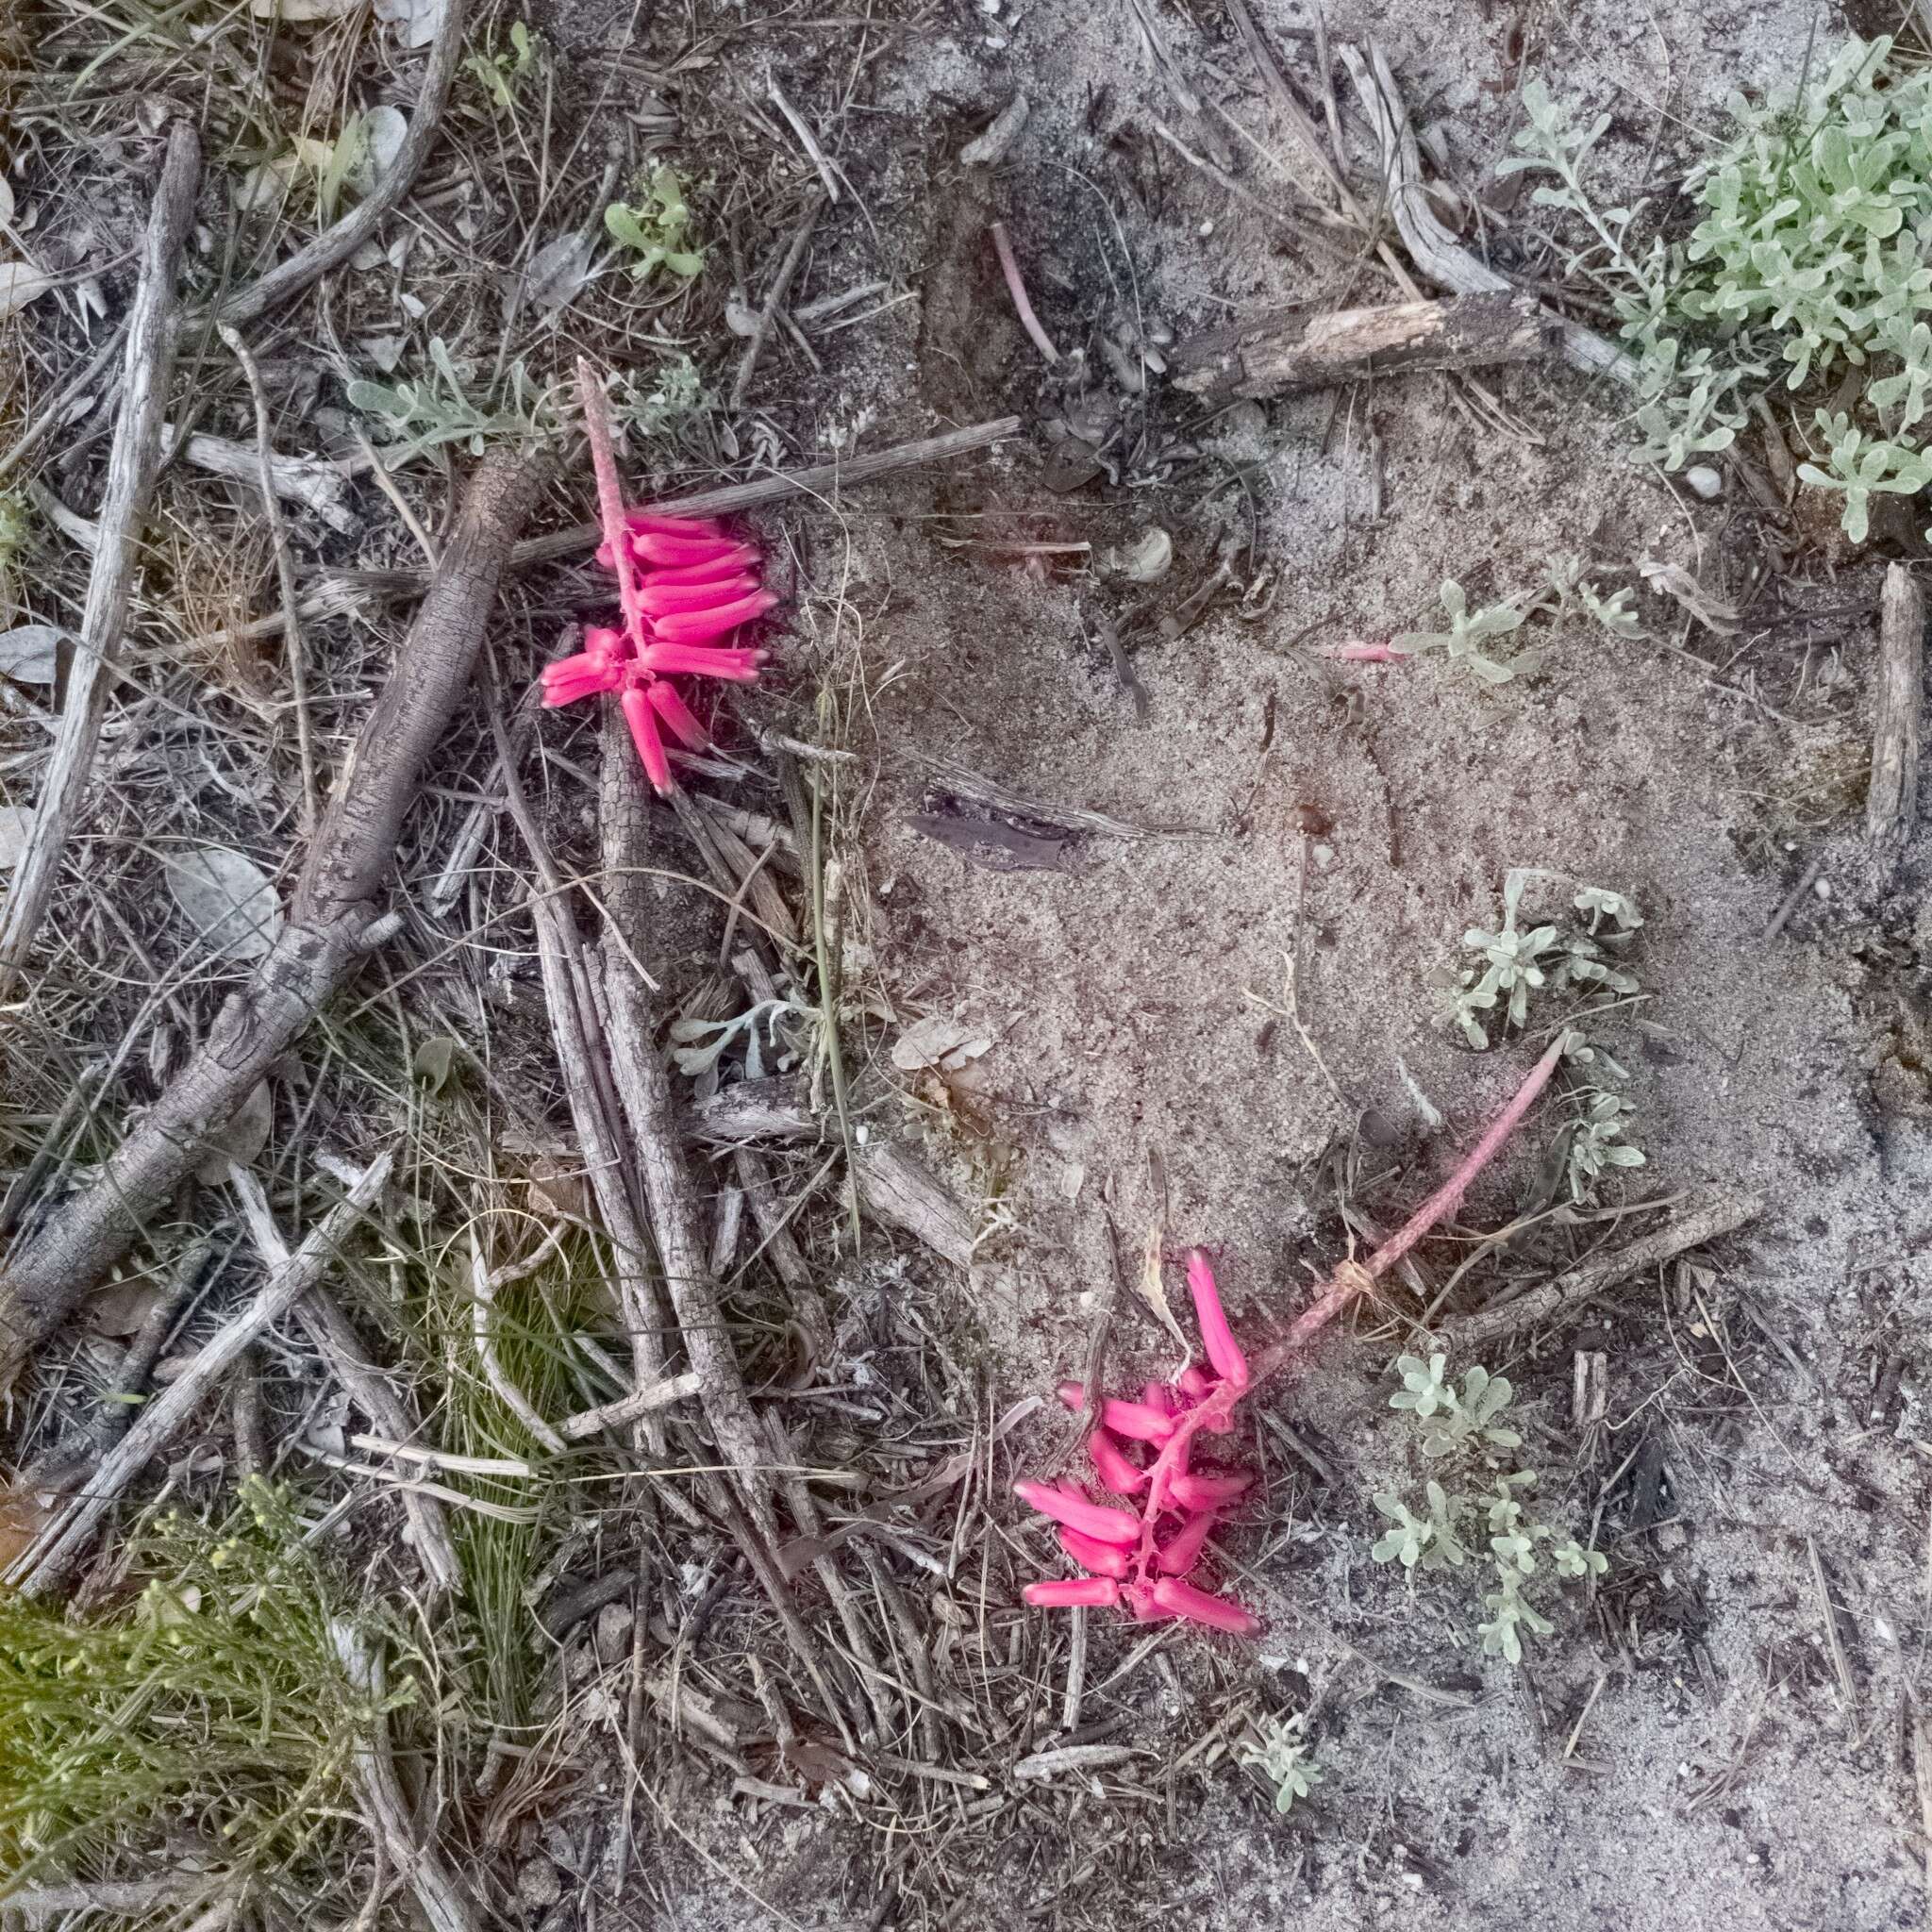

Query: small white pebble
[1405,1874,1424,1891]
[1312,841,1335,870]
[1198,219,1215,238]
[1815,877,1833,901]
[1684,464,1724,500]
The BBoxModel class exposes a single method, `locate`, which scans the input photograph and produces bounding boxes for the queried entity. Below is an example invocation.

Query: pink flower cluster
[1015,1250,1261,1636]
[541,511,775,793]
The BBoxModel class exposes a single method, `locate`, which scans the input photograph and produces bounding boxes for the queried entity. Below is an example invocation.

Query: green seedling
[605,167,705,281]
[464,20,542,112]
[347,339,557,465]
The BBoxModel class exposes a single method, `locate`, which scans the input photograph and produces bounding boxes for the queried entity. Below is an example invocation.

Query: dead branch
[219,324,320,828]
[1867,561,1924,851]
[504,415,1021,569]
[1455,1187,1766,1347]
[1338,41,1638,386]
[8,1153,394,1594]
[1172,292,1555,403]
[0,123,199,995]
[166,425,356,531]
[595,799,784,1541]
[228,1165,459,1591]
[731,192,829,408]
[0,451,541,1388]
[333,1620,483,1932]
[215,0,468,328]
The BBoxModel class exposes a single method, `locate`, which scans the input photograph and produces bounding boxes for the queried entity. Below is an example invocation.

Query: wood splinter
[1866,560,1925,855]
[1170,291,1555,405]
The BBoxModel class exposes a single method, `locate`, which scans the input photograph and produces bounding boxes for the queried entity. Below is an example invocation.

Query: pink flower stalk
[542,360,774,794]
[1016,1032,1571,1640]
[1316,640,1409,663]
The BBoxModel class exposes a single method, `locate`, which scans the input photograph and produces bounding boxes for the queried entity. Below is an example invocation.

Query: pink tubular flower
[542,361,774,794]
[1024,1577,1120,1608]
[1015,1248,1263,1636]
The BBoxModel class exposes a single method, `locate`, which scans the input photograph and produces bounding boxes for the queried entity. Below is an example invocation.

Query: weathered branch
[0,451,541,1387]
[1171,292,1554,404]
[1338,40,1639,387]
[8,1153,394,1592]
[215,0,467,328]
[1867,561,1924,851]
[0,123,199,993]
[1454,1187,1765,1347]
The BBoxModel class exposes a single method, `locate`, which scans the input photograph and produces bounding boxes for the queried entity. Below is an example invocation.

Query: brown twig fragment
[0,122,199,996]
[0,451,541,1388]
[1456,1186,1765,1346]
[1867,561,1924,852]
[990,220,1060,364]
[219,323,320,830]
[732,194,827,408]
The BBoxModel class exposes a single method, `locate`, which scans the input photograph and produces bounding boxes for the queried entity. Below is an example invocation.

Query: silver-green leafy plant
[604,167,705,281]
[1566,1090,1646,1201]
[1393,579,1534,685]
[1442,873,1642,1049]
[1373,1359,1607,1665]
[1237,1712,1324,1815]
[1510,38,1932,544]
[1391,1354,1523,1457]
[347,340,557,466]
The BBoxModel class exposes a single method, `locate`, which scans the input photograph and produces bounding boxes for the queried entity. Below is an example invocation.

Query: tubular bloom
[1017,1250,1263,1637]
[544,365,774,793]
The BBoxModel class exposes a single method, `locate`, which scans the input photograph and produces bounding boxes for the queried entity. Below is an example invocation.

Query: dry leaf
[891,1015,993,1073]
[0,623,64,685]
[522,231,592,317]
[0,805,34,872]
[372,0,445,49]
[359,105,408,187]
[87,1276,165,1338]
[1135,1217,1191,1355]
[0,1482,57,1574]
[0,260,55,321]
[247,0,361,16]
[164,845,284,962]
[192,1078,274,1184]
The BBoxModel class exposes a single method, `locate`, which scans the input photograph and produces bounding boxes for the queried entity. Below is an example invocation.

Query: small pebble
[1685,465,1724,500]
[1814,876,1833,901]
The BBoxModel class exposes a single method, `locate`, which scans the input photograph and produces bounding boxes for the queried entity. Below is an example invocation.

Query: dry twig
[0,123,199,994]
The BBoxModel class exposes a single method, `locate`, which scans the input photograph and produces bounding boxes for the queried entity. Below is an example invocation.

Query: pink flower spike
[1186,1250,1249,1389]
[638,641,766,682]
[1058,1526,1129,1578]
[1124,1586,1175,1624]
[650,590,780,644]
[1087,1427,1147,1496]
[630,529,746,568]
[645,679,711,752]
[642,545,761,586]
[637,575,759,617]
[1149,1575,1258,1636]
[619,686,674,794]
[1099,1396,1175,1443]
[1024,1577,1120,1609]
[1012,1479,1140,1545]
[1056,1380,1086,1412]
[1177,1364,1213,1401]
[1155,1509,1218,1577]
[1171,1471,1252,1511]
[1141,1382,1174,1417]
